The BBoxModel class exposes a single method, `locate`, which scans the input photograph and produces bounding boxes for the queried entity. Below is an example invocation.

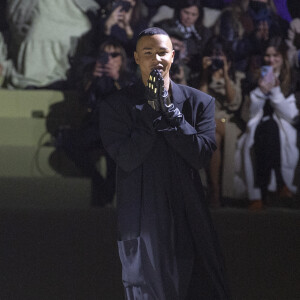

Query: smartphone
[97,52,109,65]
[261,65,275,85]
[260,65,272,78]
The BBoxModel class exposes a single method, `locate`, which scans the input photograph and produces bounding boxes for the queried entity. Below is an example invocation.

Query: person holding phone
[104,0,137,39]
[100,0,148,69]
[56,39,135,206]
[235,37,299,211]
[197,36,245,208]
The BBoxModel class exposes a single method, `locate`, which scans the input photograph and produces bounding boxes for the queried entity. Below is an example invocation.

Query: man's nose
[153,54,161,62]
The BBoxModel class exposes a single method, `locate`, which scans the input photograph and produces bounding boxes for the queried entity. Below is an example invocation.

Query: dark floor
[0,207,299,300]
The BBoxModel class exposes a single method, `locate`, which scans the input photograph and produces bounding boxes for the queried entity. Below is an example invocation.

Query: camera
[97,52,109,65]
[112,0,131,12]
[210,58,224,71]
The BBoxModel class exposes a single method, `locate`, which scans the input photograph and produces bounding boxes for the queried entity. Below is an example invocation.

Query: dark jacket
[99,80,230,299]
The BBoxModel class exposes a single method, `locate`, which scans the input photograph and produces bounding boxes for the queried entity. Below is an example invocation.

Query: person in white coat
[235,37,299,210]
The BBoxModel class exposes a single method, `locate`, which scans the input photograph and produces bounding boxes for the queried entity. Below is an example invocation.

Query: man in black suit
[99,27,230,299]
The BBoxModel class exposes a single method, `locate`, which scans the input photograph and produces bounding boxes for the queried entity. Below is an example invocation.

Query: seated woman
[235,37,299,211]
[154,0,212,76]
[57,39,136,206]
[198,36,245,208]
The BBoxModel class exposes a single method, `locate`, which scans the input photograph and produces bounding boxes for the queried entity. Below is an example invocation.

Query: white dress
[234,86,299,200]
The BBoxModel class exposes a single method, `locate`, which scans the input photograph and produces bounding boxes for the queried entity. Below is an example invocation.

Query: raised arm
[99,97,160,173]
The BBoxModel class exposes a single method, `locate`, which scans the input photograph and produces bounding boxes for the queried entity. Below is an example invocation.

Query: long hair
[264,37,291,97]
[174,0,204,32]
[130,0,143,27]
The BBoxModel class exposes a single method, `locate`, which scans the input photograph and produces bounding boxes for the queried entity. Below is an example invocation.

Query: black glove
[155,71,184,127]
[145,69,162,111]
[146,69,184,127]
[163,102,184,128]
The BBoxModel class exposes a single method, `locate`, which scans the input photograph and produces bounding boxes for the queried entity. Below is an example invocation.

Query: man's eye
[159,52,167,56]
[144,51,152,55]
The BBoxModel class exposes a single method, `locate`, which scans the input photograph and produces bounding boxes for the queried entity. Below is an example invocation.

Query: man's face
[134,34,174,84]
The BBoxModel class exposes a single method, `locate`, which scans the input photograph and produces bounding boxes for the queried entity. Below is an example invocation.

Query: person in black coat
[99,27,230,299]
[57,39,135,206]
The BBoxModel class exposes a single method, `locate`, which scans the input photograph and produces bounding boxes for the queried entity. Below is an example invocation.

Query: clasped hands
[146,69,183,127]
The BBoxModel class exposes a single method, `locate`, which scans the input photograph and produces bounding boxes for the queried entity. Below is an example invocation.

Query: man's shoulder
[101,82,139,107]
[175,83,214,104]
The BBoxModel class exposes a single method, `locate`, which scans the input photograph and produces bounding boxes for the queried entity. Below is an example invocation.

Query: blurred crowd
[0,0,299,210]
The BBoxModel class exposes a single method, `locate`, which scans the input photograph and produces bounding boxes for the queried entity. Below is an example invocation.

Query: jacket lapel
[170,81,186,112]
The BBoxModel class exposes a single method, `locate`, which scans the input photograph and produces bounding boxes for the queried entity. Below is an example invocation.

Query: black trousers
[253,117,284,199]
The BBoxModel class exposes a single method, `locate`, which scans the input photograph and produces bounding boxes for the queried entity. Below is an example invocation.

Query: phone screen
[261,65,272,78]
[261,65,275,85]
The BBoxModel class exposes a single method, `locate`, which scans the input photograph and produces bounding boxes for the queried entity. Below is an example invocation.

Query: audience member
[286,0,300,95]
[235,37,299,211]
[56,39,136,206]
[198,36,245,207]
[98,0,148,69]
[167,29,188,85]
[213,4,245,69]
[2,0,98,89]
[154,0,212,76]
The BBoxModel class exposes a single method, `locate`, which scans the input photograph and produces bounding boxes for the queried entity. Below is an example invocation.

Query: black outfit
[99,80,230,299]
[253,100,284,200]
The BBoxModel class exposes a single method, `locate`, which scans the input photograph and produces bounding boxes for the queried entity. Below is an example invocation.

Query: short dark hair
[137,27,169,43]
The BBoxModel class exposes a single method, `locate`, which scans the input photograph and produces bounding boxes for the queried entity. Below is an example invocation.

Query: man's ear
[134,51,139,65]
[171,49,175,63]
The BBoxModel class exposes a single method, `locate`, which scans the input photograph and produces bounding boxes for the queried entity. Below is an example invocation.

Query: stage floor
[0,207,299,299]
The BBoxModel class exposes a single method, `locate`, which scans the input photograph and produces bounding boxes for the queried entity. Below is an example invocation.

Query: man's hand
[146,69,183,127]
[146,69,163,111]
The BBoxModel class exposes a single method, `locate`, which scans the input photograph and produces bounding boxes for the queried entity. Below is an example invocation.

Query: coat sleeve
[249,87,267,118]
[163,96,217,170]
[99,98,159,173]
[269,87,299,122]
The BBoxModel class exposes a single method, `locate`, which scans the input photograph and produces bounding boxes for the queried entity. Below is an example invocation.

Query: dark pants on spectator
[253,117,284,200]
